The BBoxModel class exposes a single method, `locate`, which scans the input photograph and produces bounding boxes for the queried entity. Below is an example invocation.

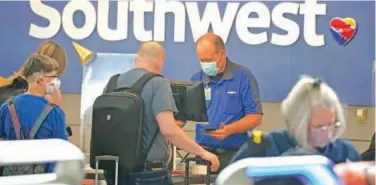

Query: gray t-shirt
[116,68,177,162]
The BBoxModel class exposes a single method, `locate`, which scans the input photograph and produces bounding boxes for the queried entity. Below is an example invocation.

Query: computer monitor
[169,80,208,122]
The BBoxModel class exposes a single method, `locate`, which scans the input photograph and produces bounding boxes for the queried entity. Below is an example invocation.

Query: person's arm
[157,111,206,157]
[342,140,361,162]
[176,120,185,128]
[152,79,206,157]
[51,107,68,140]
[225,71,263,135]
[0,103,7,140]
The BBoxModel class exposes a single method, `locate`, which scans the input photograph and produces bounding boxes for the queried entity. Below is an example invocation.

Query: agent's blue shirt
[191,59,262,148]
[0,94,68,172]
[265,129,361,163]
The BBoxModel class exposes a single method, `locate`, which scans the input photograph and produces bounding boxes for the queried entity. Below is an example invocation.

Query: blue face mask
[200,61,218,76]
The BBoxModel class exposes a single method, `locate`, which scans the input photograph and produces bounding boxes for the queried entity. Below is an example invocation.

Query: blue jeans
[105,168,173,185]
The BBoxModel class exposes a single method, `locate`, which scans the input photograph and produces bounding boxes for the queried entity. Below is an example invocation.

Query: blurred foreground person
[230,75,360,185]
[265,75,360,162]
[233,75,360,162]
[0,54,67,175]
[334,161,375,185]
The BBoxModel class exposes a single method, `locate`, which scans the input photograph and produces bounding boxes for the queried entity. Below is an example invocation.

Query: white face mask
[46,78,60,94]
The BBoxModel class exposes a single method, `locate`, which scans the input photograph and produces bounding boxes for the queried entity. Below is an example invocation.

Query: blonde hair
[0,70,23,87]
[36,40,67,76]
[0,40,66,87]
[281,75,346,148]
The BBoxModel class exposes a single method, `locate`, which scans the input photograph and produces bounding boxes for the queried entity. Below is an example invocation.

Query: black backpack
[90,72,163,173]
[0,88,26,105]
[0,77,28,105]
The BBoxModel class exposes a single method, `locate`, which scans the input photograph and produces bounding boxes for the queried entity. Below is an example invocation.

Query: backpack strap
[131,73,164,169]
[29,103,57,139]
[125,73,163,95]
[104,74,121,93]
[115,72,163,95]
[7,98,23,139]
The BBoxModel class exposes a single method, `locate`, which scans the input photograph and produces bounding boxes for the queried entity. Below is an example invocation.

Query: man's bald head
[135,42,165,74]
[137,42,165,62]
[196,33,225,52]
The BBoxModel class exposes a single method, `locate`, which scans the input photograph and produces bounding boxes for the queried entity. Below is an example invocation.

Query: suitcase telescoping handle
[95,155,119,185]
[184,157,211,185]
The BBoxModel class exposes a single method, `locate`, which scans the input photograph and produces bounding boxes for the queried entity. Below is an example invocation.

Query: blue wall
[0,1,374,106]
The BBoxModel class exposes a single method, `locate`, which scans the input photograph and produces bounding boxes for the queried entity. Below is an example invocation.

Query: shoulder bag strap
[130,73,164,95]
[104,74,121,94]
[133,73,163,168]
[7,98,24,139]
[29,103,57,139]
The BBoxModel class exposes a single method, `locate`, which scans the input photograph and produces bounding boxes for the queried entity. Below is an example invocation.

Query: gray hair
[281,75,346,148]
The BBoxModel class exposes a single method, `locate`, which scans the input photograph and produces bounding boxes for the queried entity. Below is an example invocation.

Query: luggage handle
[95,155,119,162]
[184,157,211,185]
[95,155,119,185]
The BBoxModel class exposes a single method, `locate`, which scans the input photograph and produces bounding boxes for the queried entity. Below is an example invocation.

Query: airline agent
[179,33,263,172]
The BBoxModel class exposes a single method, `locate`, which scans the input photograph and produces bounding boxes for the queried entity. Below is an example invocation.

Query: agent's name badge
[204,87,211,101]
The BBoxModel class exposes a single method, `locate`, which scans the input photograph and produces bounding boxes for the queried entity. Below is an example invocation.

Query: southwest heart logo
[330,17,358,46]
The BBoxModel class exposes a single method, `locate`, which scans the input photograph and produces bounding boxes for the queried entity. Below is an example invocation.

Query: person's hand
[200,151,220,172]
[45,90,63,106]
[176,120,185,128]
[207,123,229,140]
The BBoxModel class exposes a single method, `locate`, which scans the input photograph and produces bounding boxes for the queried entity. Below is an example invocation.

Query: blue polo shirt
[191,59,262,148]
[0,94,68,172]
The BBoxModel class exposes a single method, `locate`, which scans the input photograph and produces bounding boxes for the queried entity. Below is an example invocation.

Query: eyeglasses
[44,75,59,78]
[312,122,341,131]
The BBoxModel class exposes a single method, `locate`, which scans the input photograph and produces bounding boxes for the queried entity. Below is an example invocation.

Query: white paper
[79,53,136,151]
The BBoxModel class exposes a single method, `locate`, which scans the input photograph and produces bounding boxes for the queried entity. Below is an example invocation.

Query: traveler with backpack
[91,42,219,185]
[0,40,67,106]
[0,54,68,175]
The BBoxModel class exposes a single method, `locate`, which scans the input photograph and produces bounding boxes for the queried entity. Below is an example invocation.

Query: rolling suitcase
[94,155,119,185]
[184,158,211,185]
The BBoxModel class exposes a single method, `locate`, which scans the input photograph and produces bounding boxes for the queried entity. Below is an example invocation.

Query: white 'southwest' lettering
[29,0,326,46]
